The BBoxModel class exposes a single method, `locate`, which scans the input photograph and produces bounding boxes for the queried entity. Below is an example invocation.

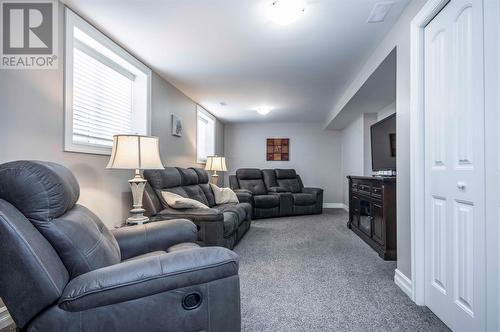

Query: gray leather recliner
[0,161,241,332]
[230,168,323,219]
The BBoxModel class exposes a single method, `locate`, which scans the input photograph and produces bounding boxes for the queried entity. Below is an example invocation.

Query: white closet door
[484,0,500,331]
[424,0,486,331]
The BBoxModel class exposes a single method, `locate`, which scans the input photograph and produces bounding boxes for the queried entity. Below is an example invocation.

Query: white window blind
[72,44,134,148]
[197,106,215,163]
[64,9,151,155]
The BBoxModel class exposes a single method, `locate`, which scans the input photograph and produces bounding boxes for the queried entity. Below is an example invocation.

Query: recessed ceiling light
[367,1,394,23]
[220,101,227,106]
[265,0,306,26]
[256,107,271,115]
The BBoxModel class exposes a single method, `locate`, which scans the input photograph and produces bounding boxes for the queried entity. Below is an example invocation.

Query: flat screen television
[371,113,396,171]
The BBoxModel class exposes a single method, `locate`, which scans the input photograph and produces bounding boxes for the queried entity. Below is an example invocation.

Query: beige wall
[0,5,223,229]
[224,122,343,204]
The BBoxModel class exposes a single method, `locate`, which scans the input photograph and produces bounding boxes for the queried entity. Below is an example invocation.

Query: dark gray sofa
[0,160,241,332]
[229,168,323,219]
[143,167,252,249]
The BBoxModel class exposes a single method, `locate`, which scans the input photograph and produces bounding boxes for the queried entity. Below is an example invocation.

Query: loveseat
[143,167,252,249]
[229,168,323,219]
[0,160,241,332]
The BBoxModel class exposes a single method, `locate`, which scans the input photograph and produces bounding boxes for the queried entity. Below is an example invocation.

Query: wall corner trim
[394,268,413,300]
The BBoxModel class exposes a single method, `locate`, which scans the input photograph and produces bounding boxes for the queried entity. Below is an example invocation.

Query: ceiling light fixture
[265,0,306,26]
[256,107,271,115]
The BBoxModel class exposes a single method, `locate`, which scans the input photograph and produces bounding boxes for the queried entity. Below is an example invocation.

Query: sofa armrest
[268,186,288,193]
[111,219,197,260]
[152,207,224,223]
[150,207,225,247]
[302,187,323,197]
[233,189,253,204]
[59,247,238,312]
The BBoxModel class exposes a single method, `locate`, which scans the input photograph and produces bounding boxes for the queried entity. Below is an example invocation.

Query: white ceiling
[63,0,410,124]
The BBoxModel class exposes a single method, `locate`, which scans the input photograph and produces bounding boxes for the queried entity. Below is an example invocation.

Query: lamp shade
[107,135,164,170]
[205,156,227,172]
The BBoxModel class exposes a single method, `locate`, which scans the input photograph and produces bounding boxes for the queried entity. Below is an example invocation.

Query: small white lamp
[107,135,164,224]
[205,156,227,185]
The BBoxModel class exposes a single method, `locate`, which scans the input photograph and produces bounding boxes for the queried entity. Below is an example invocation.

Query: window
[64,9,151,155]
[197,105,215,163]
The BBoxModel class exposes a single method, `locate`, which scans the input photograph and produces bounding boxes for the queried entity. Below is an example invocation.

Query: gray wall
[0,5,223,229]
[340,113,377,206]
[331,0,427,279]
[340,115,364,205]
[151,73,224,169]
[224,122,343,204]
[363,113,378,176]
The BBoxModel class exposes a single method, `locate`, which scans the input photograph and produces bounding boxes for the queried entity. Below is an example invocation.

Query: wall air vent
[367,1,394,23]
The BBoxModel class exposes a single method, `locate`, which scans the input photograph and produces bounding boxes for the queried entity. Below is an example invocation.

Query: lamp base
[127,170,150,225]
[210,173,219,185]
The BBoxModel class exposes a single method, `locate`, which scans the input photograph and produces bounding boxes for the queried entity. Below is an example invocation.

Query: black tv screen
[371,113,396,171]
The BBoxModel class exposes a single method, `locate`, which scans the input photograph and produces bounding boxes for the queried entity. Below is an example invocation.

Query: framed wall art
[171,114,183,137]
[266,138,289,161]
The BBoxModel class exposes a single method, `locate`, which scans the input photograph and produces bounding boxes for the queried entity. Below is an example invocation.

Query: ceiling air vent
[367,1,394,23]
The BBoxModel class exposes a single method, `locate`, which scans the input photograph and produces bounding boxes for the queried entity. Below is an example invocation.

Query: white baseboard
[323,203,345,209]
[394,269,413,300]
[0,307,13,329]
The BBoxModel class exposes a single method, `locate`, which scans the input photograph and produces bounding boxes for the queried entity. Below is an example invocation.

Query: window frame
[64,8,152,155]
[196,105,216,164]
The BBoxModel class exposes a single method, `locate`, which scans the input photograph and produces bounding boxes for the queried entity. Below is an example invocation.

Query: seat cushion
[253,195,280,209]
[292,193,316,206]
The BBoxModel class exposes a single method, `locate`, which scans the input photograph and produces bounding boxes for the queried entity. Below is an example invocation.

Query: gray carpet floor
[1,209,449,332]
[233,209,450,332]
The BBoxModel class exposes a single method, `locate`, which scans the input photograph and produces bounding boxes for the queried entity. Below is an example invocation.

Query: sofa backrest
[235,168,267,195]
[0,199,69,329]
[143,166,215,210]
[0,161,122,327]
[262,169,303,193]
[275,169,303,193]
[0,161,122,279]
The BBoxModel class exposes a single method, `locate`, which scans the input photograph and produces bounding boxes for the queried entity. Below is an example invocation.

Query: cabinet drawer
[372,186,383,199]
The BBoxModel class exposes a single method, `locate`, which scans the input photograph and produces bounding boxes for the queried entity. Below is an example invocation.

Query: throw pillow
[210,184,239,204]
[161,191,209,209]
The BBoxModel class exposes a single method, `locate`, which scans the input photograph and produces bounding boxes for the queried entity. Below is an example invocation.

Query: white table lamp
[107,135,164,224]
[205,156,227,185]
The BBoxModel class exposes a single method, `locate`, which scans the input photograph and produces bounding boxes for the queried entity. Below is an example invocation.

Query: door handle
[457,181,466,190]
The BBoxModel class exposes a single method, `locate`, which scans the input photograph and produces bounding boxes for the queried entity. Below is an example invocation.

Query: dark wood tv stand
[347,176,396,260]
